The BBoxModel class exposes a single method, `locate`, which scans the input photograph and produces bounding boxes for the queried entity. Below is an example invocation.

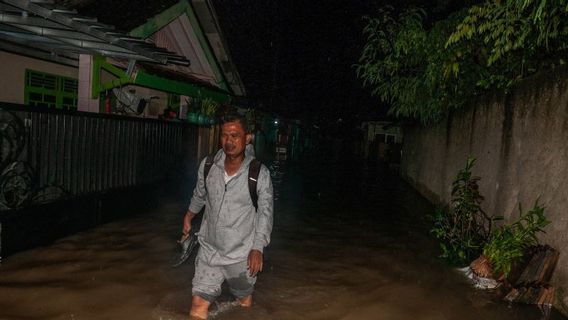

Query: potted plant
[197,112,206,125]
[429,157,496,266]
[201,98,219,125]
[186,98,199,124]
[481,201,550,279]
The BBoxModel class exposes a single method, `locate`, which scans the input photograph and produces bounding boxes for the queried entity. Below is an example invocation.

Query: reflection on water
[268,160,286,201]
[0,161,565,320]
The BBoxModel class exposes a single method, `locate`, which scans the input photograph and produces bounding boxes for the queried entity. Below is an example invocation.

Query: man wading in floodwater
[182,114,274,320]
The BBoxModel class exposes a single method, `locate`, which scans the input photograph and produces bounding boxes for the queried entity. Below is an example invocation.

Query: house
[0,0,245,117]
[0,0,249,257]
[363,120,403,163]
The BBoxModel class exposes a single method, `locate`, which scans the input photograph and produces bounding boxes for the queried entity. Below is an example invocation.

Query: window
[25,70,78,109]
[374,133,397,144]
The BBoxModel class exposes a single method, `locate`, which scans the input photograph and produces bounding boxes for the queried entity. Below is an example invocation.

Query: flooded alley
[0,159,563,320]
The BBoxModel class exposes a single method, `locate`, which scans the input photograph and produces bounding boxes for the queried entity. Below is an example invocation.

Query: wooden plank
[541,250,559,284]
[504,288,520,302]
[505,286,555,306]
[515,246,558,287]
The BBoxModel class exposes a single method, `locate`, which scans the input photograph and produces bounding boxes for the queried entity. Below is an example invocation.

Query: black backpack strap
[248,159,262,211]
[203,155,214,189]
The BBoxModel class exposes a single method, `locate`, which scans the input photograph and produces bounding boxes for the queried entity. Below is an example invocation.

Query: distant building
[363,121,403,163]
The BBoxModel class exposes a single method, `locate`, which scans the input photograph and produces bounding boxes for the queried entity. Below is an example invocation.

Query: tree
[357,2,568,124]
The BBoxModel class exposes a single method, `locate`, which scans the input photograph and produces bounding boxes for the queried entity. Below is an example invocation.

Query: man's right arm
[183,158,208,234]
[183,210,197,235]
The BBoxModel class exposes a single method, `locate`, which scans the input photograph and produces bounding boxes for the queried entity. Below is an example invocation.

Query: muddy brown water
[0,161,564,320]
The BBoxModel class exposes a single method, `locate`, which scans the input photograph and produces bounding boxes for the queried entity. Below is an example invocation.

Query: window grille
[25,70,78,109]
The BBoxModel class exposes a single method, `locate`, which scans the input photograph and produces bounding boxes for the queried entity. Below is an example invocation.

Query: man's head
[220,113,252,159]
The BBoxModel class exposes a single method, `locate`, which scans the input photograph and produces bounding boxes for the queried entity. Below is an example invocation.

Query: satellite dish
[112,88,146,115]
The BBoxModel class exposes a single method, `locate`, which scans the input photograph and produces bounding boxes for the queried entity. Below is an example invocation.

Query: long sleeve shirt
[188,147,274,266]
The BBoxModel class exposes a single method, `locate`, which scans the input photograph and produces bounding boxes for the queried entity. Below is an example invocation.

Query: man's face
[220,121,251,158]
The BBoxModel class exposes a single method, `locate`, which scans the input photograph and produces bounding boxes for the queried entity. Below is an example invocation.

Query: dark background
[212,0,461,124]
[75,0,470,124]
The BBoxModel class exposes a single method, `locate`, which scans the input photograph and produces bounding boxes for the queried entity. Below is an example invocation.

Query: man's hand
[183,211,196,235]
[247,249,263,277]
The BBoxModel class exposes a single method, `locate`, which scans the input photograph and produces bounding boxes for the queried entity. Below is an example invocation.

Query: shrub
[430,157,497,265]
[483,201,550,277]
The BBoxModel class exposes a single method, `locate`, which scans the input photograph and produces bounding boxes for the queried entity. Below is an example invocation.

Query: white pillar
[179,95,190,119]
[77,54,100,112]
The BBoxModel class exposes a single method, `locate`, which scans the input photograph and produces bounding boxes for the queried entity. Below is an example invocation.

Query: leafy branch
[357,2,568,124]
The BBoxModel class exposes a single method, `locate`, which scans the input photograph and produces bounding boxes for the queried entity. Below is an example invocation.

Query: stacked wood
[514,245,559,287]
[470,254,494,278]
[503,245,559,306]
[504,286,555,306]
[466,246,559,306]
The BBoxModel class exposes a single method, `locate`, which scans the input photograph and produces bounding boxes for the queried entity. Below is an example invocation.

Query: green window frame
[24,69,78,109]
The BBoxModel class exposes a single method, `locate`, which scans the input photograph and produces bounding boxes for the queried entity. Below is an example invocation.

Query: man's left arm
[248,165,273,276]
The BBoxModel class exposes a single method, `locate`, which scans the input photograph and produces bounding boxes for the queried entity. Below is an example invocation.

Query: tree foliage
[357,1,568,123]
[356,7,468,123]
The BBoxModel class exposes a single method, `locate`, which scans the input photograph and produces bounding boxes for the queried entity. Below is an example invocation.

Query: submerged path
[0,159,564,319]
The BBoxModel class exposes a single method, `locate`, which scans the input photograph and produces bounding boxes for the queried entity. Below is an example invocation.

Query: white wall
[0,50,78,105]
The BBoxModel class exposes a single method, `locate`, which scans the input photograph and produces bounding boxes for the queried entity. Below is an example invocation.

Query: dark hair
[221,113,250,133]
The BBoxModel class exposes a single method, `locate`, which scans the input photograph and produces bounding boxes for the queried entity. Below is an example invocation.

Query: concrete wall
[401,67,568,304]
[0,50,78,104]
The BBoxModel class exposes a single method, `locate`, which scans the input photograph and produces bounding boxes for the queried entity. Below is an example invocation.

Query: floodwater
[0,159,565,320]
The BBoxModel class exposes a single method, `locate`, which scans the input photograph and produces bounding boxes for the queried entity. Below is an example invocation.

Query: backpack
[203,155,262,211]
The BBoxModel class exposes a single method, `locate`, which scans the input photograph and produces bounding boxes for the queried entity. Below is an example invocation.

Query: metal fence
[0,103,199,212]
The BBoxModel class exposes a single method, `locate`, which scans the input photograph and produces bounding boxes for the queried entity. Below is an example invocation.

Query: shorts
[191,249,256,302]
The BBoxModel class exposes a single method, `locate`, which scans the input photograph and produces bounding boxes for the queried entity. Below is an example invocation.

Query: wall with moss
[401,66,568,309]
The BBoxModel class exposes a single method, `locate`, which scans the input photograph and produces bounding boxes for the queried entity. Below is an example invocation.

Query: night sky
[212,0,445,123]
[73,0,454,123]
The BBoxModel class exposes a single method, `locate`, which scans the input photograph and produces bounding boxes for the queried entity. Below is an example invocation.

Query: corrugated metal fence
[0,104,200,211]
